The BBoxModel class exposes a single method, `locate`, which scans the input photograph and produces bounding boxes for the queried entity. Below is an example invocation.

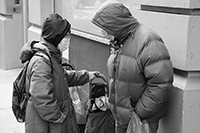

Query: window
[55,0,139,42]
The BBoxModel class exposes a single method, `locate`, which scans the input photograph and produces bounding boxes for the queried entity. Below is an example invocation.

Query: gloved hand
[88,71,100,81]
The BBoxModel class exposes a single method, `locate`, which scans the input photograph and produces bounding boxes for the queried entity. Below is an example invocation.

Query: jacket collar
[41,39,62,63]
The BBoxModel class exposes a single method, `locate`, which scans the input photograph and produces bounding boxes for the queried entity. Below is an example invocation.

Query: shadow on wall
[158,86,183,133]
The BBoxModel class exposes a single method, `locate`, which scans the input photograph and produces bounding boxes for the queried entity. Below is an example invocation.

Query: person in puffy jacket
[20,13,99,133]
[92,1,174,133]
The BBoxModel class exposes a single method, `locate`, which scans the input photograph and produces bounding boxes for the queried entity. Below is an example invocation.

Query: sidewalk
[0,68,25,133]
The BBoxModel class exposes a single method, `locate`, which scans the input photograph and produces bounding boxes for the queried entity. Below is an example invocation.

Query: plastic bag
[70,87,82,113]
[69,86,88,124]
[126,111,150,133]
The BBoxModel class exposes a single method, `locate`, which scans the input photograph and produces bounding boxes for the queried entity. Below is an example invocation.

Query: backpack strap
[25,49,53,99]
[33,48,53,72]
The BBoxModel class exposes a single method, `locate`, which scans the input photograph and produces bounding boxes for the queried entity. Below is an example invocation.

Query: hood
[41,13,71,47]
[92,2,139,44]
[19,41,50,63]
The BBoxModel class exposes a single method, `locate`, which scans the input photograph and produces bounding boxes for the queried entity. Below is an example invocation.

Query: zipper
[112,50,120,123]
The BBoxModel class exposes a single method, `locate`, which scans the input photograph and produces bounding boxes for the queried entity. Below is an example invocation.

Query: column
[131,0,200,132]
[28,0,53,41]
[0,0,23,69]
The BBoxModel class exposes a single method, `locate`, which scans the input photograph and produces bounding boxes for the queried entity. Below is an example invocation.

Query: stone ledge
[28,25,41,42]
[133,0,200,9]
[141,5,200,15]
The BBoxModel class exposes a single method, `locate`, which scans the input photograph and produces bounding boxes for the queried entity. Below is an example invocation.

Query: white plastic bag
[126,111,150,133]
[69,86,88,124]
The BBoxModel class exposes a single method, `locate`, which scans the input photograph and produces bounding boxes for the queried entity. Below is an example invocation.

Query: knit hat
[41,13,71,47]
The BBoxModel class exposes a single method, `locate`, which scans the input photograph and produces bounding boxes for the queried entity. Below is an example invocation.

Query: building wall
[132,1,200,133]
[69,34,109,78]
[0,0,23,69]
[131,5,200,71]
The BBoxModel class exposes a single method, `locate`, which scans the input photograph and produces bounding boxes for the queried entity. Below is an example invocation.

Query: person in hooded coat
[20,13,99,133]
[92,1,174,133]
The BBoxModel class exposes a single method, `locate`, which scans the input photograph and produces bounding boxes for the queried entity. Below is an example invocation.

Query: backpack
[12,62,30,123]
[12,41,52,123]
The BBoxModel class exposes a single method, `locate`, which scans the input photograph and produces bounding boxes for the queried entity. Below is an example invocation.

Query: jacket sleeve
[64,70,90,87]
[135,40,174,119]
[29,57,65,123]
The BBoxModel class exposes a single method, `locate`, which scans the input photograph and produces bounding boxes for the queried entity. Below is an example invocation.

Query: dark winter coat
[92,2,174,132]
[20,41,90,133]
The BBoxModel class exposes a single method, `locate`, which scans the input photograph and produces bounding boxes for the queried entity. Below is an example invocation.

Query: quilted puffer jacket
[92,2,174,130]
[20,41,90,133]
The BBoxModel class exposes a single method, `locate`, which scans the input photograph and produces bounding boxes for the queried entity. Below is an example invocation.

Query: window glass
[55,0,139,38]
[73,0,107,37]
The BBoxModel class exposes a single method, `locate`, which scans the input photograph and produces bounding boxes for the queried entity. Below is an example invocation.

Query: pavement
[0,68,25,133]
